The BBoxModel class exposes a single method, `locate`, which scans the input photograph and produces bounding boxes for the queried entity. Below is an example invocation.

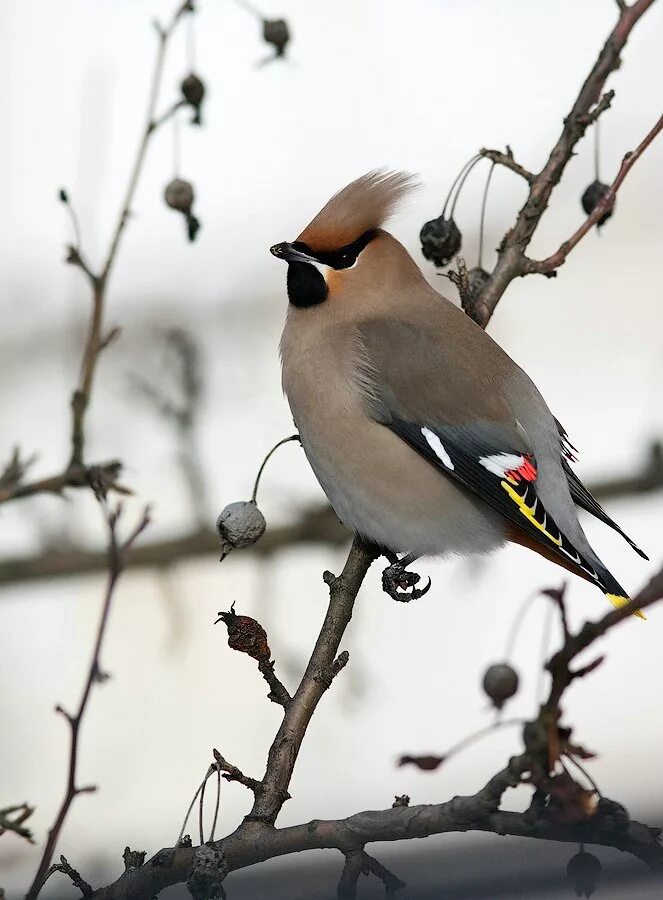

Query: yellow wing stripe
[501,480,562,546]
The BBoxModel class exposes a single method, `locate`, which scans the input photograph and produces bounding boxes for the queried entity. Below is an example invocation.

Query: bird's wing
[562,458,648,560]
[356,318,616,590]
[554,417,647,558]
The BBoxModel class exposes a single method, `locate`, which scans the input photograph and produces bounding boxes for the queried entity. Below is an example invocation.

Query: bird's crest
[297,170,417,252]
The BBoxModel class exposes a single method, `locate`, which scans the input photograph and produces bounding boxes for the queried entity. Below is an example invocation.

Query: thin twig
[468,0,658,326]
[25,504,150,900]
[527,112,663,274]
[69,0,192,469]
[479,146,535,184]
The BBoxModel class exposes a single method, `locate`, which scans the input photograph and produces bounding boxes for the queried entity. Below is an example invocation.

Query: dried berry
[181,73,206,125]
[187,843,229,900]
[216,500,266,560]
[567,850,602,898]
[420,216,462,268]
[482,663,519,710]
[262,18,290,57]
[215,605,271,663]
[163,178,201,243]
[164,178,194,213]
[581,180,613,228]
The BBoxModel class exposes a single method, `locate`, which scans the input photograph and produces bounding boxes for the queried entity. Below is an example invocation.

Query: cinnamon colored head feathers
[296,169,417,252]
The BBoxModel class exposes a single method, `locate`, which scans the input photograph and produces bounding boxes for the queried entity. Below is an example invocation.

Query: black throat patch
[287,262,328,308]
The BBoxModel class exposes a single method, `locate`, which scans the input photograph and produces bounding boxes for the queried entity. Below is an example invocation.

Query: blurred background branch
[1,443,660,587]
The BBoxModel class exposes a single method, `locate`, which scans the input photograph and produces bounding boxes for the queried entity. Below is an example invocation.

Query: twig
[0,460,123,505]
[25,504,150,900]
[69,0,192,469]
[0,803,35,842]
[247,538,377,824]
[467,0,658,326]
[212,749,262,796]
[544,562,663,712]
[42,855,93,898]
[527,112,663,274]
[257,658,292,709]
[479,146,534,184]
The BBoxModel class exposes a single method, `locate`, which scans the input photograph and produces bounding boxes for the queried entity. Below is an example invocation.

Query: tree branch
[25,504,150,900]
[1,443,661,586]
[247,538,377,824]
[479,146,535,184]
[468,0,658,327]
[526,112,663,274]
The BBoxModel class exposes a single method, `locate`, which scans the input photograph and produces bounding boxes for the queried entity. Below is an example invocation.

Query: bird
[270,170,647,613]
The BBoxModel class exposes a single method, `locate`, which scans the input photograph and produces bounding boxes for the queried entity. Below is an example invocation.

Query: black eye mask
[293,229,378,270]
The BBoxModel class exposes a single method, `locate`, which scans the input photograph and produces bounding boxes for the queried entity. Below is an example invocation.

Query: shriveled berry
[263,18,290,57]
[567,849,602,898]
[216,500,266,559]
[164,178,194,213]
[215,605,271,663]
[420,216,462,267]
[482,663,519,709]
[581,180,613,228]
[181,73,205,125]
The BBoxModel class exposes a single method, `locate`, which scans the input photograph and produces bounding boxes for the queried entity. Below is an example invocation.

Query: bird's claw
[381,562,432,603]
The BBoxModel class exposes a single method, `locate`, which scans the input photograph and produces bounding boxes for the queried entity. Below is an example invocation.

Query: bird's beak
[270,242,318,265]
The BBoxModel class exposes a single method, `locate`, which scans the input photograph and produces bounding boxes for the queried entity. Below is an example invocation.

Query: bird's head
[270,170,417,309]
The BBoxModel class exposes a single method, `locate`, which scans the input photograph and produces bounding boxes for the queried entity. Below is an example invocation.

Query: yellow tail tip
[606,593,646,620]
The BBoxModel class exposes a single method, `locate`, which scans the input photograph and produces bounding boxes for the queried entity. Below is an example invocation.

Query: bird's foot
[381,560,431,603]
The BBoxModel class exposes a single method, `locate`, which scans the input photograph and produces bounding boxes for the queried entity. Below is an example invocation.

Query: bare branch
[42,855,92,898]
[0,460,123,506]
[479,146,535,184]
[526,112,663,274]
[468,0,658,327]
[25,504,150,900]
[247,538,377,824]
[0,803,35,842]
[69,1,191,469]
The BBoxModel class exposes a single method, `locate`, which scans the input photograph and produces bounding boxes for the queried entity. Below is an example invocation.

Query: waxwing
[271,171,647,612]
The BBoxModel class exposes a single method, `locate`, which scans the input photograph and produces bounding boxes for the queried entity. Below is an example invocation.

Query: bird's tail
[595,563,645,620]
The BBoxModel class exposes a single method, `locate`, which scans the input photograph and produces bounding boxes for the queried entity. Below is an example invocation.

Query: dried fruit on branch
[581,180,613,228]
[215,605,271,664]
[216,500,266,560]
[567,849,602,897]
[482,663,519,710]
[164,178,201,242]
[181,73,206,125]
[262,18,290,58]
[420,215,462,268]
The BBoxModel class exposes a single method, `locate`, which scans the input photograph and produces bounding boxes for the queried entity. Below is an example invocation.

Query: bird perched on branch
[271,171,647,613]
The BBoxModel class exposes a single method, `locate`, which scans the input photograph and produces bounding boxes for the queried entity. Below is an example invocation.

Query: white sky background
[1,0,663,896]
